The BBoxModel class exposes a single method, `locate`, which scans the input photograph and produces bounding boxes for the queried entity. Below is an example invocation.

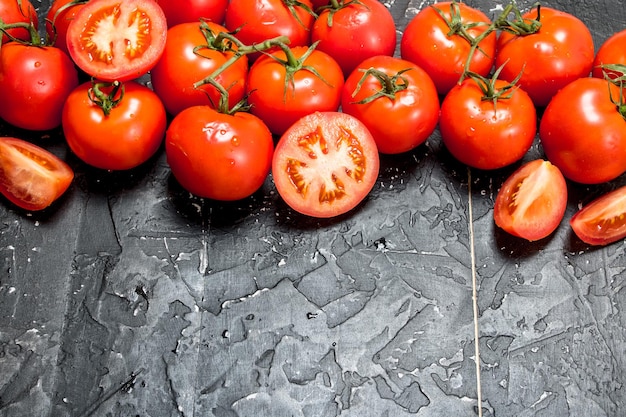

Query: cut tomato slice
[66,0,168,82]
[272,112,380,218]
[570,185,626,246]
[493,159,568,241]
[0,137,74,211]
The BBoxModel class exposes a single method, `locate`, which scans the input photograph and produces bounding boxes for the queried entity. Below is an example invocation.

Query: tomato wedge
[272,112,380,218]
[0,137,74,211]
[570,186,626,246]
[493,159,567,242]
[66,0,168,82]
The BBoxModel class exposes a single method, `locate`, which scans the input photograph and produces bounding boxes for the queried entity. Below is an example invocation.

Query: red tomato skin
[539,77,626,184]
[0,43,79,131]
[0,137,74,211]
[496,7,595,107]
[0,0,38,43]
[311,0,397,76]
[150,21,248,116]
[439,78,536,170]
[155,0,228,27]
[66,0,168,82]
[570,185,626,246]
[400,2,496,95]
[341,55,440,154]
[272,111,380,218]
[62,81,167,171]
[494,159,568,242]
[46,0,86,55]
[165,106,274,201]
[247,46,344,136]
[592,29,626,79]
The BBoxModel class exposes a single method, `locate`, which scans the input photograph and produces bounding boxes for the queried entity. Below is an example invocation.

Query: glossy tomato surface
[155,0,228,27]
[494,159,568,242]
[0,0,38,43]
[62,81,167,170]
[272,112,380,218]
[496,6,595,107]
[539,77,626,184]
[0,137,74,211]
[46,0,87,55]
[66,0,168,82]
[439,77,536,170]
[166,106,274,201]
[341,55,439,154]
[592,29,626,79]
[570,185,626,246]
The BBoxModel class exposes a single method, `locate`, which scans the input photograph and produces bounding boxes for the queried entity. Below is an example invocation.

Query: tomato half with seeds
[570,185,626,246]
[66,0,168,82]
[0,137,74,211]
[272,111,380,218]
[493,159,568,242]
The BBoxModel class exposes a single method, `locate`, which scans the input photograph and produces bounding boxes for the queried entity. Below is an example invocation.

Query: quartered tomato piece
[570,186,626,246]
[0,137,74,211]
[66,0,168,82]
[272,112,380,218]
[493,159,568,242]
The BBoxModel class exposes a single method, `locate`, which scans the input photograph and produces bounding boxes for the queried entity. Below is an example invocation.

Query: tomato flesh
[571,186,626,246]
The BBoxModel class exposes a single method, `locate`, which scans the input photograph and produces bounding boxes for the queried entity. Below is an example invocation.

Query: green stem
[349,67,412,104]
[88,80,125,117]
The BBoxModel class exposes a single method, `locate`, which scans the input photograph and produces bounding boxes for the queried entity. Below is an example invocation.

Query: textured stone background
[1,1,625,416]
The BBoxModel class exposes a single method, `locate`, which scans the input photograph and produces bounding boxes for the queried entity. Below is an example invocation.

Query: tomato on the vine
[66,0,168,82]
[311,0,396,76]
[494,159,568,242]
[570,185,626,246]
[0,0,38,43]
[539,77,626,184]
[62,81,167,171]
[272,111,380,218]
[341,55,439,155]
[45,0,87,55]
[166,105,274,201]
[592,29,626,79]
[0,137,74,211]
[400,1,496,95]
[155,0,228,27]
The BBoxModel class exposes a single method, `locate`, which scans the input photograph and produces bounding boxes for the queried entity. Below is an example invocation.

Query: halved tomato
[493,159,568,242]
[570,186,626,246]
[66,0,168,82]
[272,112,380,218]
[0,137,74,211]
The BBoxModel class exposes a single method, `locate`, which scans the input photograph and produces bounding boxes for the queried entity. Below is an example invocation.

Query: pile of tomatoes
[1,0,626,247]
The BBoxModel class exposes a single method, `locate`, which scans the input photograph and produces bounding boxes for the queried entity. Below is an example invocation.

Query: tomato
[151,21,248,116]
[341,55,439,154]
[165,105,274,201]
[62,81,167,170]
[400,1,496,95]
[592,29,626,79]
[66,0,168,82]
[0,137,74,211]
[439,76,536,170]
[45,0,88,55]
[0,42,79,131]
[570,185,626,246]
[311,0,396,76]
[493,159,567,242]
[539,77,626,184]
[495,6,595,107]
[155,0,228,27]
[0,0,38,43]
[272,111,379,218]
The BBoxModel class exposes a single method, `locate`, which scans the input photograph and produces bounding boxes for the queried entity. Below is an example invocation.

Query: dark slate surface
[1,1,625,416]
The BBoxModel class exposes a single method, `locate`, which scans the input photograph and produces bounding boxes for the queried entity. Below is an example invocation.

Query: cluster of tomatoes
[0,0,625,247]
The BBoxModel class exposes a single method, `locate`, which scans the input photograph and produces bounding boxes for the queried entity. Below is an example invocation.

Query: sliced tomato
[66,0,168,82]
[272,112,380,218]
[493,159,567,242]
[570,186,626,246]
[0,137,74,211]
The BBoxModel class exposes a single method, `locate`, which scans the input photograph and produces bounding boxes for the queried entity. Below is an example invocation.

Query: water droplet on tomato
[34,61,41,68]
[231,137,240,147]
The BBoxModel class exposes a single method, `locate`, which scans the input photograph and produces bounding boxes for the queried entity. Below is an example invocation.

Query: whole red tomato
[246,43,344,136]
[62,81,167,171]
[341,55,439,154]
[0,0,38,43]
[400,1,496,95]
[539,77,626,184]
[166,106,274,201]
[311,0,396,76]
[495,6,595,107]
[0,42,79,131]
[155,0,228,27]
[592,29,626,79]
[45,0,87,55]
[439,75,536,170]
[151,21,248,116]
